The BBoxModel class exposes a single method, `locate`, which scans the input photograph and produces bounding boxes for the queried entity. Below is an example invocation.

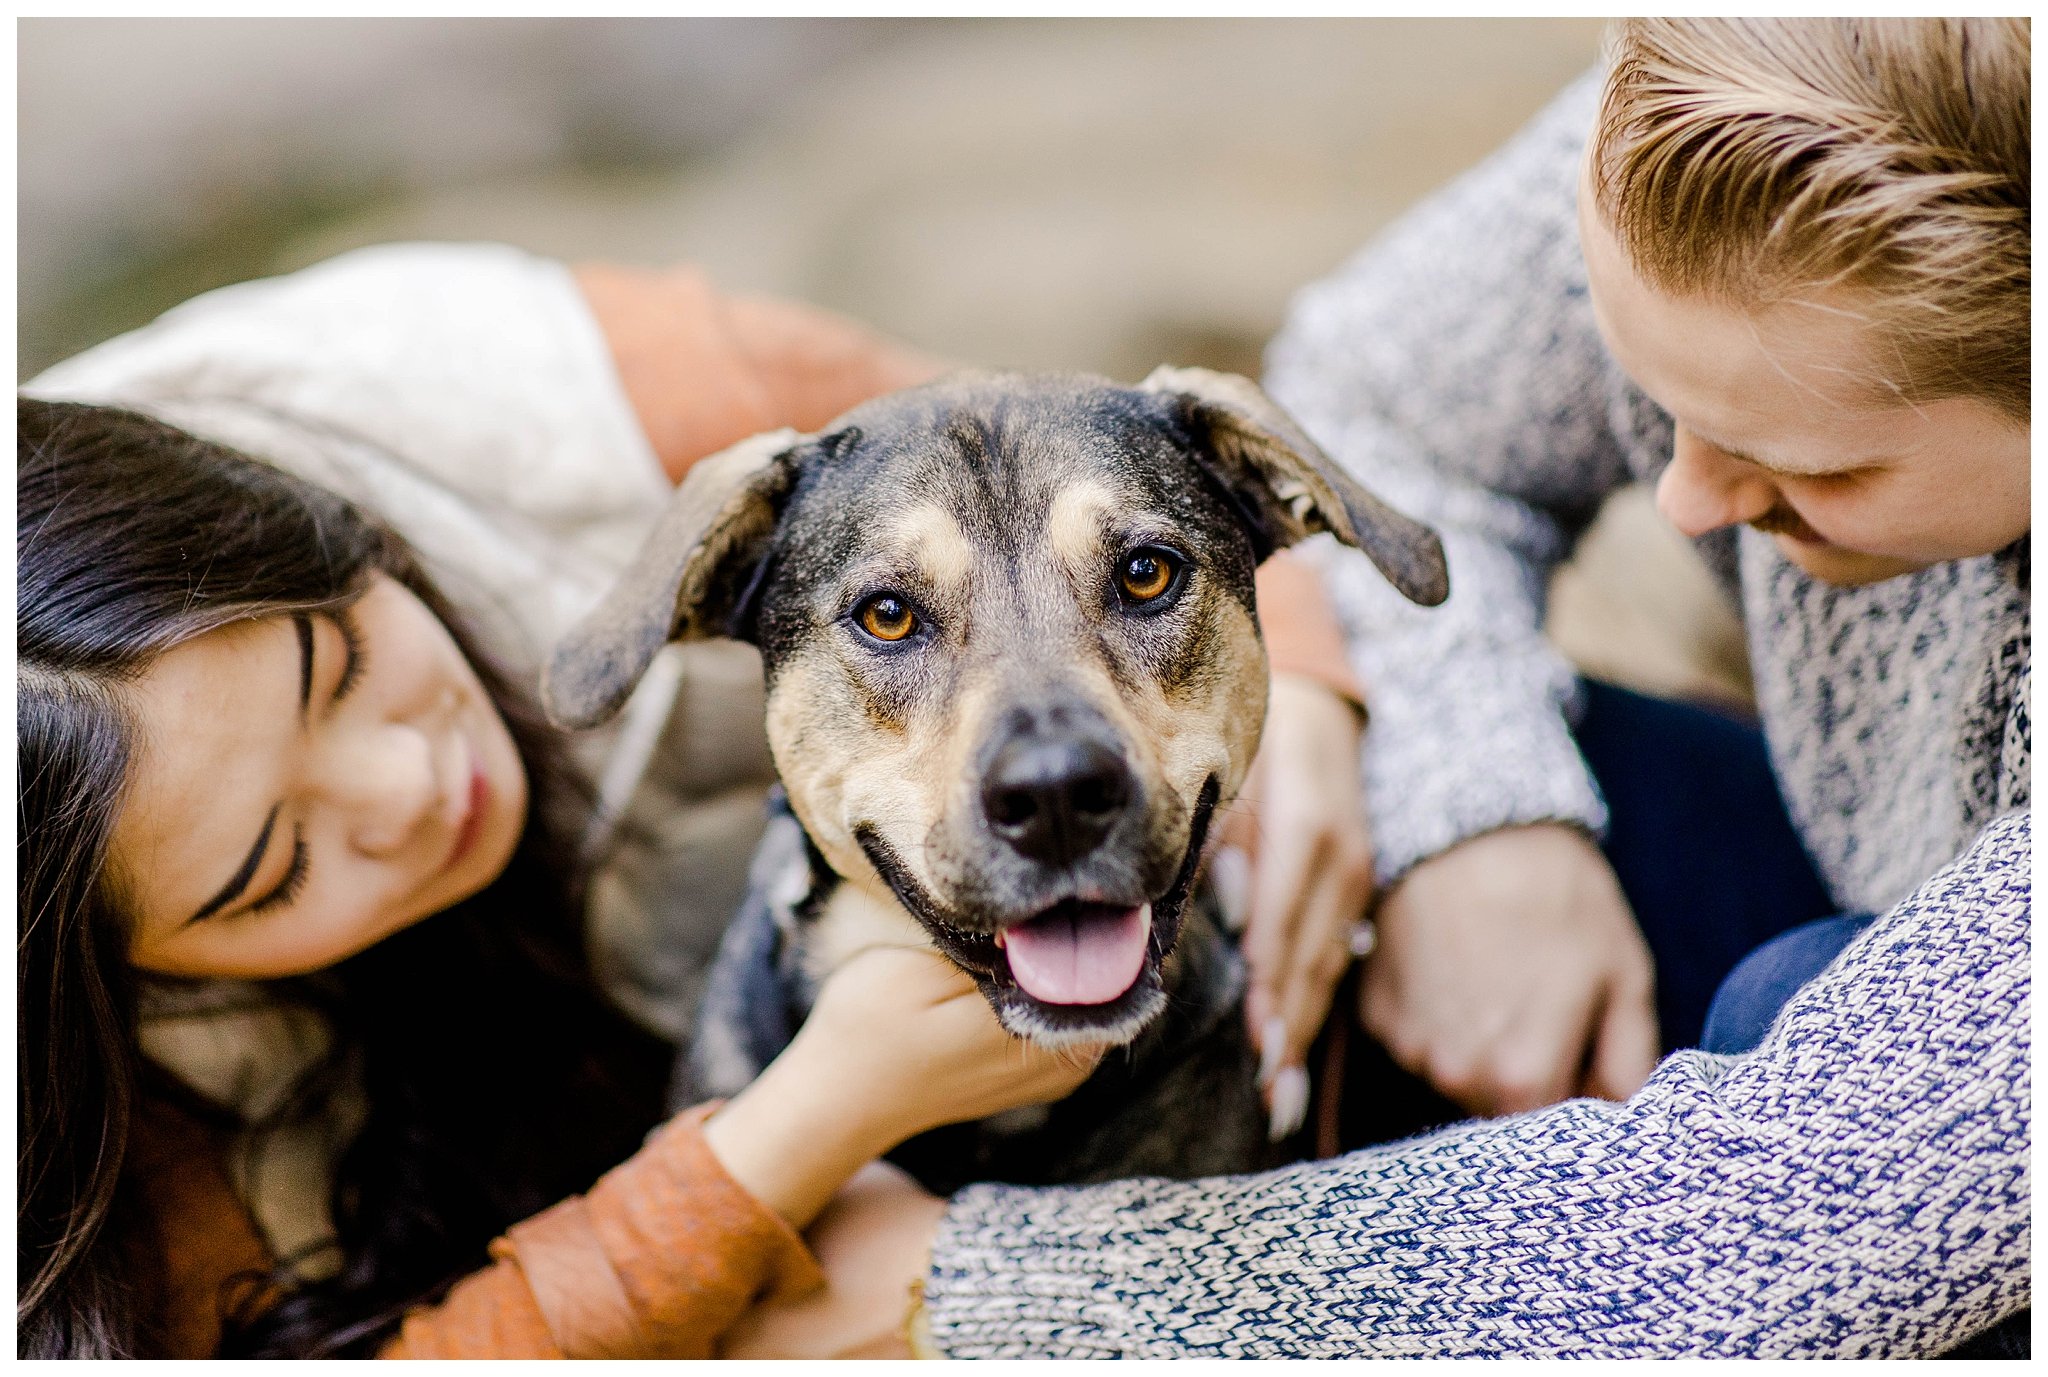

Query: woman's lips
[447,767,488,870]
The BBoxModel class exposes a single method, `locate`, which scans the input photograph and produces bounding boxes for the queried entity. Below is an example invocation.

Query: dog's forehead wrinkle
[959,572,1096,678]
[836,389,1195,545]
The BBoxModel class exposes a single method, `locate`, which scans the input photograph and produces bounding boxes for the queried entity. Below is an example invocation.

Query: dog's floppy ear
[543,427,808,730]
[1141,365,1448,607]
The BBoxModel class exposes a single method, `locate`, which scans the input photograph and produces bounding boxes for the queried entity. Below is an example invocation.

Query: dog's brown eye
[856,594,918,642]
[1117,550,1177,603]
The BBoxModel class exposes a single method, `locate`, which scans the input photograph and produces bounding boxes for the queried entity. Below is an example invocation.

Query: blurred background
[17,16,1747,704]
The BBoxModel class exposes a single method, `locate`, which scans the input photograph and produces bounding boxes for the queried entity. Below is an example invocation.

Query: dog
[544,366,1446,1190]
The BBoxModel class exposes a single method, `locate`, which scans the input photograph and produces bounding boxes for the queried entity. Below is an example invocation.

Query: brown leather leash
[1312,964,1360,1160]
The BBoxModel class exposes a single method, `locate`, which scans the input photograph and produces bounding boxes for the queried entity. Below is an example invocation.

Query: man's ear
[543,427,810,730]
[1140,365,1449,607]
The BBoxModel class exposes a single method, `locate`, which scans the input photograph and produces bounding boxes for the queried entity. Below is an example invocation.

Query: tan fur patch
[764,652,862,874]
[831,666,1005,883]
[882,501,975,594]
[1045,479,1117,578]
[767,645,997,901]
[1175,597,1269,803]
[1094,596,1269,822]
[768,665,939,987]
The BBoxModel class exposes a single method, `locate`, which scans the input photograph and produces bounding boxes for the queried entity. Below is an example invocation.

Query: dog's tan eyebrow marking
[1044,479,1119,574]
[878,501,975,593]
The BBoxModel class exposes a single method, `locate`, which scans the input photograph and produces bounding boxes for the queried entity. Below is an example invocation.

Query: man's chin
[1773,533,1928,587]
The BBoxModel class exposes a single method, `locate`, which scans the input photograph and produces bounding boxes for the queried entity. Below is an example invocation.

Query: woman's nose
[1655,427,1779,538]
[321,721,441,856]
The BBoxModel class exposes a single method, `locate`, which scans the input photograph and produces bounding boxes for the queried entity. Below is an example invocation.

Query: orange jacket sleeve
[1256,550,1365,712]
[572,263,948,486]
[380,1105,823,1359]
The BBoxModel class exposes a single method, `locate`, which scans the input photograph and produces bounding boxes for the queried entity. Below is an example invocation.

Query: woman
[18,244,1367,1356]
[17,387,1108,1356]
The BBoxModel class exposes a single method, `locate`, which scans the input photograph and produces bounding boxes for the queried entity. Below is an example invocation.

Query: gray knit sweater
[925,75,2030,1359]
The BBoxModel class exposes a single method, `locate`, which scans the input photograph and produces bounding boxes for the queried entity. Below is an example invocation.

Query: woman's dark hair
[18,398,671,1357]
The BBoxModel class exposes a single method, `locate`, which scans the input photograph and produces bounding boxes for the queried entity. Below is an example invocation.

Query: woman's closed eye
[246,827,310,916]
[293,606,369,715]
[193,607,364,927]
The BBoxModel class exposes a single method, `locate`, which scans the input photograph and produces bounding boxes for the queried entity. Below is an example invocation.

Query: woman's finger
[1207,843,1254,934]
[1275,853,1374,1070]
[1241,811,1316,1060]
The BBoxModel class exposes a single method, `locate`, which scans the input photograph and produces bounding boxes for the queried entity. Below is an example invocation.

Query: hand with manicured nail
[1213,672,1377,1126]
[1267,1065,1311,1141]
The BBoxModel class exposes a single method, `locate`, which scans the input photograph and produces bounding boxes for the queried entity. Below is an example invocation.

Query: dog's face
[547,368,1445,1047]
[753,382,1271,1047]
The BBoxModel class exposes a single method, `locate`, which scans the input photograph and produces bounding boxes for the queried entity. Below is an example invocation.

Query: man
[733,18,2030,1357]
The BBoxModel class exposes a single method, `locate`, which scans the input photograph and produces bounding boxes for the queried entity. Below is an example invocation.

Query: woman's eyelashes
[233,607,363,924]
[247,827,309,916]
[331,606,368,703]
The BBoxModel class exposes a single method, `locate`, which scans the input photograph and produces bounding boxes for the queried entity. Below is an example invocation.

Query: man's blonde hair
[1591,17,2029,421]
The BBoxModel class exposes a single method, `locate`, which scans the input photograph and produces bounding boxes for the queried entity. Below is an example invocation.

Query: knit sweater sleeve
[1262,72,1656,881]
[925,809,2031,1358]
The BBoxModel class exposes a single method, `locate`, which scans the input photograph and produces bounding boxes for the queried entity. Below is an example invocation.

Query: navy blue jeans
[1573,679,1845,1054]
[1697,913,1874,1054]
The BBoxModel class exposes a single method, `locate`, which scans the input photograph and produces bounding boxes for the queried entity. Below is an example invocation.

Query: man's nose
[1656,427,1779,538]
[322,722,441,856]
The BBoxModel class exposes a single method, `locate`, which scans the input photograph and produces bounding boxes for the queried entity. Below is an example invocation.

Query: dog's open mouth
[996,901,1152,1005]
[857,778,1219,1046]
[944,889,1178,1046]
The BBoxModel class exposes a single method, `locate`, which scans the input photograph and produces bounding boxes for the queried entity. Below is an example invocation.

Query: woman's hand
[805,942,1107,1141]
[720,1162,949,1359]
[1360,823,1659,1117]
[1213,672,1376,1138]
[704,945,1103,1229]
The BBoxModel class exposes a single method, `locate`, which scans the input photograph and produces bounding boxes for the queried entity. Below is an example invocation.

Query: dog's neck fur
[801,875,926,988]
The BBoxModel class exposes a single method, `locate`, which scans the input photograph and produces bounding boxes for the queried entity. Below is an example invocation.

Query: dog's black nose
[982,734,1133,866]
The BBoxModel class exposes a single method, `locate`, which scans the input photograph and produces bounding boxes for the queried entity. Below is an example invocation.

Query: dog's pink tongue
[1001,903,1150,1005]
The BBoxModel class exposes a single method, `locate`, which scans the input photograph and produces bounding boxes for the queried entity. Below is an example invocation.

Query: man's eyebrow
[1750,452,1873,478]
[187,803,282,927]
[1704,436,1760,464]
[1697,432,1861,478]
[294,614,314,717]
[1689,426,1765,465]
